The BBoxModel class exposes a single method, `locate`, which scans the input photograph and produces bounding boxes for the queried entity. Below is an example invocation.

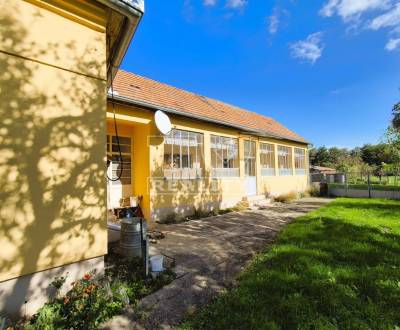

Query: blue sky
[121,0,400,148]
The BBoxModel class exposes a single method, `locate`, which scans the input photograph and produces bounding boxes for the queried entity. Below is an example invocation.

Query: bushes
[161,205,242,224]
[161,212,185,224]
[306,185,321,197]
[274,192,298,203]
[26,273,126,330]
[26,254,176,330]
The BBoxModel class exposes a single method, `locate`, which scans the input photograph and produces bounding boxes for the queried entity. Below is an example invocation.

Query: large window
[107,135,131,185]
[260,143,275,176]
[278,145,292,176]
[295,148,306,175]
[163,129,203,179]
[244,140,256,177]
[211,135,239,177]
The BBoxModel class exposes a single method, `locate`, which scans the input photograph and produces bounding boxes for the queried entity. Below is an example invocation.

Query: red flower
[83,273,91,280]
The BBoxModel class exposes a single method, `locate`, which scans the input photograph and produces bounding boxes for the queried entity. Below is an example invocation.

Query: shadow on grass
[181,199,400,330]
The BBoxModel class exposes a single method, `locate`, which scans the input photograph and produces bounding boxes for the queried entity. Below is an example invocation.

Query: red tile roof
[112,70,308,144]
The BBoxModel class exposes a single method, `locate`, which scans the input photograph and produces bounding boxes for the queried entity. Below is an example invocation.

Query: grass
[180,198,400,330]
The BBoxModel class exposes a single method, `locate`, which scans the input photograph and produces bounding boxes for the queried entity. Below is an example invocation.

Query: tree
[392,102,400,131]
[309,146,331,167]
[385,127,400,167]
[360,143,394,167]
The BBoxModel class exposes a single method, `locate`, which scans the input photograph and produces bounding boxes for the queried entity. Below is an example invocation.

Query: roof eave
[96,0,144,86]
[108,93,310,145]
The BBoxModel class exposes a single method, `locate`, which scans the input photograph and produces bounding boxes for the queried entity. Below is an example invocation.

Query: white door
[244,140,257,196]
[107,135,132,209]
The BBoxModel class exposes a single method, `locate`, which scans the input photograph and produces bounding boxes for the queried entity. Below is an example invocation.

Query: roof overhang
[107,93,310,145]
[96,0,144,86]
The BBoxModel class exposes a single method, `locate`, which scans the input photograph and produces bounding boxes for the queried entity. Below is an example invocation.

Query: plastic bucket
[150,255,164,272]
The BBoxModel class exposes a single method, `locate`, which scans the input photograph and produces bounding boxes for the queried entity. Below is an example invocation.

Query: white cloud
[320,0,390,20]
[369,3,400,30]
[290,32,324,64]
[267,7,290,36]
[203,0,217,6]
[268,14,279,34]
[385,37,400,50]
[320,0,400,52]
[226,0,247,9]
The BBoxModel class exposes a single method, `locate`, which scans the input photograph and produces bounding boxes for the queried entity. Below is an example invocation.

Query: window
[295,148,306,175]
[211,135,239,177]
[278,145,292,176]
[163,129,203,179]
[244,140,256,176]
[107,135,131,185]
[260,143,275,176]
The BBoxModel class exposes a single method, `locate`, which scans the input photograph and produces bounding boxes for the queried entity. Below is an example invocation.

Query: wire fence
[310,171,400,199]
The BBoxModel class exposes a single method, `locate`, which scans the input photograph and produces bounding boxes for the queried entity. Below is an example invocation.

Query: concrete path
[102,198,332,330]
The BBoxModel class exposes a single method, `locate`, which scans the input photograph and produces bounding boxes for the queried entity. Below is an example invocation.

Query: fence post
[368,172,372,199]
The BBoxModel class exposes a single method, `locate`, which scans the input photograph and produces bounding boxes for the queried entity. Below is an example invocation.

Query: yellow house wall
[0,0,107,282]
[107,102,309,223]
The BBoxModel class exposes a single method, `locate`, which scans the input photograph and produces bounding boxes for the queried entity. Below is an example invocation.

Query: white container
[150,255,164,272]
[130,196,138,207]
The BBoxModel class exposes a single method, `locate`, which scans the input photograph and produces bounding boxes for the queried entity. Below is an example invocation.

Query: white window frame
[294,148,306,175]
[278,145,292,176]
[163,129,203,179]
[211,135,239,178]
[244,140,256,177]
[107,135,132,185]
[260,143,276,176]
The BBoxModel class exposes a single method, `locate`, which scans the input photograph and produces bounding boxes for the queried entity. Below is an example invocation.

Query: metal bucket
[119,217,146,257]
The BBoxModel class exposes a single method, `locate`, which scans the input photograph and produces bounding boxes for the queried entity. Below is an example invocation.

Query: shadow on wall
[0,6,106,316]
[149,161,224,222]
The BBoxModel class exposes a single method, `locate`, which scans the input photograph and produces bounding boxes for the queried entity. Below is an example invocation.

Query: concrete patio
[102,197,332,329]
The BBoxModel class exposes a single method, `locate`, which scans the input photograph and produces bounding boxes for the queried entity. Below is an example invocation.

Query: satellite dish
[154,110,172,135]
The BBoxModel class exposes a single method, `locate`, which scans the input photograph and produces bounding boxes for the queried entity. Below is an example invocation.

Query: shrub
[274,192,298,203]
[191,207,211,219]
[232,201,249,211]
[306,185,320,197]
[25,248,176,330]
[160,212,184,224]
[27,273,126,330]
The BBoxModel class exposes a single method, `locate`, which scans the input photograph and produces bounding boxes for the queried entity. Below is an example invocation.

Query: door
[107,135,132,209]
[244,140,257,196]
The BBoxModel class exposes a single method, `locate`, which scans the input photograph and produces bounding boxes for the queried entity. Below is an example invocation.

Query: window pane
[278,145,292,175]
[210,135,239,177]
[163,129,204,178]
[108,135,132,184]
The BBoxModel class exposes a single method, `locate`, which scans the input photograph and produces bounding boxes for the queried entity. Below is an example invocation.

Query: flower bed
[21,245,175,330]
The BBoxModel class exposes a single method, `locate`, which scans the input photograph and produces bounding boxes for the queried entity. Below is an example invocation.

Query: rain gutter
[96,0,144,84]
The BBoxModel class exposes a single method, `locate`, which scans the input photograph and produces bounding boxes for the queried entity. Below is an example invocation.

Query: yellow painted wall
[107,103,309,222]
[0,0,107,282]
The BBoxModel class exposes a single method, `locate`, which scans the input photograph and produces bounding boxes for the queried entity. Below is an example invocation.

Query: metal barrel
[119,217,146,257]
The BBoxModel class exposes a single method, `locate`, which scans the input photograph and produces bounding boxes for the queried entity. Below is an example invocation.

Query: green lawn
[180,198,400,330]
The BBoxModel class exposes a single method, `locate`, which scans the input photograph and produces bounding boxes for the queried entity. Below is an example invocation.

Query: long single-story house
[107,71,310,222]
